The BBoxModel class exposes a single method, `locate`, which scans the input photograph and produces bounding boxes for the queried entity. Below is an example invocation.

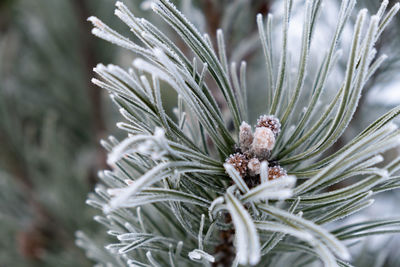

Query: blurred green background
[0,1,119,266]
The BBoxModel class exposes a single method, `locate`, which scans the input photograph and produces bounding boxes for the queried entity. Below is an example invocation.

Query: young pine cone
[251,127,275,159]
[239,121,253,153]
[225,153,249,177]
[256,115,281,136]
[268,165,287,180]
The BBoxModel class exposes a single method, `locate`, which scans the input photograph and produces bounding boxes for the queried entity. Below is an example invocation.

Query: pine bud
[247,158,261,176]
[268,165,287,180]
[251,127,275,159]
[239,121,253,152]
[225,153,248,177]
[256,115,281,136]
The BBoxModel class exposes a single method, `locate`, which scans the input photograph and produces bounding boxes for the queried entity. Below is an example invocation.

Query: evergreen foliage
[80,0,400,266]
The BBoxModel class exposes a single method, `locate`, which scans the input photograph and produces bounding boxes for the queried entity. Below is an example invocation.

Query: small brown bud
[268,165,287,180]
[239,121,253,152]
[225,153,248,177]
[251,127,275,159]
[256,115,281,136]
[247,158,261,176]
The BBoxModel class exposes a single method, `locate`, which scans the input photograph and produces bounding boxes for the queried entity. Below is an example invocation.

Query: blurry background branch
[71,0,108,186]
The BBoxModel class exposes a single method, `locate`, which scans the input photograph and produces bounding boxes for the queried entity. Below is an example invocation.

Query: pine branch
[80,1,400,266]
